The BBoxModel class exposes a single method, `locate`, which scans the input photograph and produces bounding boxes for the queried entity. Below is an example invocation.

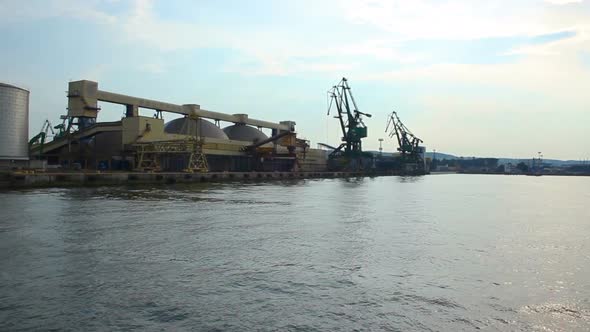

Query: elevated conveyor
[30,121,122,155]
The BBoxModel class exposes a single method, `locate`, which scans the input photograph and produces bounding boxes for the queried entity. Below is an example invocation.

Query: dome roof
[223,124,268,142]
[164,118,228,140]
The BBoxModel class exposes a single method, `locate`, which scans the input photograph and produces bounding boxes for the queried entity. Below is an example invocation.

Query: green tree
[516,162,529,172]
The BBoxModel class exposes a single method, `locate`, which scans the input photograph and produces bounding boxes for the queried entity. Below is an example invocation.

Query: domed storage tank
[223,124,268,143]
[164,117,228,140]
[0,83,29,161]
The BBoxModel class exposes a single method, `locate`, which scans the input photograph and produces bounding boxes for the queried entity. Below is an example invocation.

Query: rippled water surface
[1,174,590,331]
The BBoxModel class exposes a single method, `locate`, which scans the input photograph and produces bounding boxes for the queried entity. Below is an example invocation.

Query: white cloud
[361,54,590,104]
[6,0,586,76]
[3,0,589,158]
[113,0,589,78]
[353,0,590,107]
[138,62,167,74]
[4,0,589,96]
[80,64,111,81]
[545,0,584,5]
[338,0,552,41]
[0,0,116,24]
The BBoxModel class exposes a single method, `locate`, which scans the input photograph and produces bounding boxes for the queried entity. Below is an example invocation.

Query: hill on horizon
[367,151,583,166]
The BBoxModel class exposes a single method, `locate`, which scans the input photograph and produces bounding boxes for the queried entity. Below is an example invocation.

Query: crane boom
[385,111,426,173]
[326,78,371,157]
[28,119,56,156]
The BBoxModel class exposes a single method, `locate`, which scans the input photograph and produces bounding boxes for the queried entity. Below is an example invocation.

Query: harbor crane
[326,77,371,157]
[28,120,56,156]
[385,111,426,171]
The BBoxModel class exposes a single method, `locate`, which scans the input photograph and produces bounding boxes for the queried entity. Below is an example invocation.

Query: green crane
[28,120,56,156]
[386,111,426,172]
[327,77,371,157]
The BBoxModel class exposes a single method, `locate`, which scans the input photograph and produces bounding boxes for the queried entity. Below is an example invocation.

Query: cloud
[224,55,357,76]
[3,0,589,94]
[138,62,167,74]
[0,0,116,24]
[338,0,553,41]
[352,0,590,108]
[3,0,589,158]
[108,1,420,76]
[361,55,590,104]
[80,63,111,81]
[4,0,590,91]
[6,0,586,77]
[544,0,584,4]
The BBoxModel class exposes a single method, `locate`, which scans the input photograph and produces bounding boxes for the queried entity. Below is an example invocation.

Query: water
[1,174,589,331]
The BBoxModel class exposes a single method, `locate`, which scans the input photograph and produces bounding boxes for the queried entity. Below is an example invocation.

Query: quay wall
[0,171,401,189]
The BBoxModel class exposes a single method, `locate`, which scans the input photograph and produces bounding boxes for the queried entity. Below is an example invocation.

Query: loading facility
[30,80,327,172]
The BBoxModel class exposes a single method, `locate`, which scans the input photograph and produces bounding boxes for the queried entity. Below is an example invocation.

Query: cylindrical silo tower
[0,83,30,164]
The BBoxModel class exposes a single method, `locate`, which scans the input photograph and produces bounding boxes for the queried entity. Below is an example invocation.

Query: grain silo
[164,117,229,139]
[0,83,29,166]
[223,124,268,143]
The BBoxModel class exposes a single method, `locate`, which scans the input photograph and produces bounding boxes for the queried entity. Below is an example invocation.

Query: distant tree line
[432,158,499,171]
[516,162,529,172]
[567,164,590,173]
[432,157,590,175]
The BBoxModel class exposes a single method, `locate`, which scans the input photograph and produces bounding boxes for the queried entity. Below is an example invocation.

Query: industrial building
[0,83,29,168]
[22,80,327,173]
[0,77,428,187]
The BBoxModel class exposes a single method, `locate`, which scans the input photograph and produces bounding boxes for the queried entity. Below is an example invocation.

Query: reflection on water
[397,175,425,183]
[1,175,589,331]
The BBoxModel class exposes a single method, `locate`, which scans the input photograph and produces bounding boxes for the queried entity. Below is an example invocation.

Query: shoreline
[0,170,416,189]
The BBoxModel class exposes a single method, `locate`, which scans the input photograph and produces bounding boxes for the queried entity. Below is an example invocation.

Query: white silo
[0,82,30,166]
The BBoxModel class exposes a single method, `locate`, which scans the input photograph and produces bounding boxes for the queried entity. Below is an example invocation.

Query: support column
[126,104,139,117]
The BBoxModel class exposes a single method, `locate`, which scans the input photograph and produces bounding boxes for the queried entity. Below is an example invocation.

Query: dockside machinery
[324,78,372,170]
[385,111,427,174]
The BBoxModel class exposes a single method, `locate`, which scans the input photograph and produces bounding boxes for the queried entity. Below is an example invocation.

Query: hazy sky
[1,0,589,160]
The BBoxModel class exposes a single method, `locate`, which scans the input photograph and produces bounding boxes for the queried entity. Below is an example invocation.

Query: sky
[1,0,589,160]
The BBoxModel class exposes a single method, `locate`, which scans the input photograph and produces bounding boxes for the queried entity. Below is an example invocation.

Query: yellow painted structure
[37,79,327,172]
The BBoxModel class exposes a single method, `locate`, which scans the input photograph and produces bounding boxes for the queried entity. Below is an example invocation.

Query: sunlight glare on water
[1,174,589,331]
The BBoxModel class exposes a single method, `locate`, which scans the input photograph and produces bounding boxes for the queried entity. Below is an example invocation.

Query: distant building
[457,158,499,173]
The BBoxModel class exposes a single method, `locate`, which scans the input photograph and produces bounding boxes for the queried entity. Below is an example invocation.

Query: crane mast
[327,78,371,157]
[385,111,426,172]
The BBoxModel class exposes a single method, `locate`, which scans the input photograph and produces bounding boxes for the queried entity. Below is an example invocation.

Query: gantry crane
[385,111,426,172]
[326,78,371,157]
[28,120,56,156]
